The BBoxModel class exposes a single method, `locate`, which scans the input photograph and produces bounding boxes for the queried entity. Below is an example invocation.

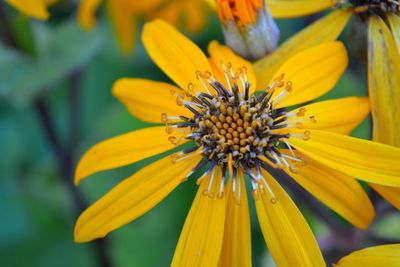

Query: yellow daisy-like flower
[335,244,400,267]
[74,20,400,267]
[5,0,58,20]
[263,0,400,210]
[77,0,210,54]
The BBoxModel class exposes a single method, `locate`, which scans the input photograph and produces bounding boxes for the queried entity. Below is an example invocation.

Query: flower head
[265,0,400,211]
[217,0,280,60]
[74,20,400,267]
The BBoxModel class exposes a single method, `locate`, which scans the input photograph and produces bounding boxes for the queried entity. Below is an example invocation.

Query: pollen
[163,62,315,202]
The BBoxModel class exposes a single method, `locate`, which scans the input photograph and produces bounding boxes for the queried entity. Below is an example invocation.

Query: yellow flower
[216,0,280,60]
[5,0,58,20]
[262,0,400,210]
[77,0,210,54]
[335,244,400,267]
[74,20,400,267]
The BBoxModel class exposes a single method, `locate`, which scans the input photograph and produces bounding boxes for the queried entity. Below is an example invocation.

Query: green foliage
[0,19,104,106]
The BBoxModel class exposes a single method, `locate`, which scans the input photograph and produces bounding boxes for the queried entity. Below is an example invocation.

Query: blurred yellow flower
[73,20,400,267]
[5,0,58,20]
[77,0,210,54]
[335,244,400,267]
[264,0,400,211]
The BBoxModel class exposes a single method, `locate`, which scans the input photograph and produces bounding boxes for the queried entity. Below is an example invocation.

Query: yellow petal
[77,0,102,30]
[289,130,400,187]
[387,14,400,55]
[208,41,256,95]
[74,154,201,242]
[218,169,252,267]
[171,167,225,267]
[142,19,212,91]
[368,16,400,146]
[254,10,351,90]
[294,97,370,134]
[75,126,179,185]
[369,183,400,210]
[267,0,333,18]
[285,152,374,229]
[112,78,192,123]
[336,244,400,267]
[271,42,348,108]
[107,0,137,54]
[5,0,49,20]
[255,170,325,267]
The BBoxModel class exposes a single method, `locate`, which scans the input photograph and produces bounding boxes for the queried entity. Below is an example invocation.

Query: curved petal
[336,244,400,267]
[74,154,202,242]
[107,0,137,54]
[142,19,212,91]
[208,41,257,95]
[369,183,400,210]
[293,97,370,134]
[387,14,400,54]
[368,16,400,147]
[255,170,325,267]
[271,42,348,108]
[254,10,351,90]
[285,152,374,229]
[288,130,400,187]
[267,0,333,18]
[218,170,252,267]
[5,0,49,20]
[112,78,192,123]
[171,167,225,267]
[77,0,102,29]
[75,126,179,185]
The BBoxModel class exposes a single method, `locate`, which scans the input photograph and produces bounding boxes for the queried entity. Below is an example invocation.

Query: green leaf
[0,19,104,106]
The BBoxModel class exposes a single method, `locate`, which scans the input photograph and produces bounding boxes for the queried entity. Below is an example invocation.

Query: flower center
[217,0,264,25]
[163,63,314,199]
[337,0,400,14]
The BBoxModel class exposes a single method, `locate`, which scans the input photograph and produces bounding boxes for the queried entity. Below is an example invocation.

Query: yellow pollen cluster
[199,103,256,155]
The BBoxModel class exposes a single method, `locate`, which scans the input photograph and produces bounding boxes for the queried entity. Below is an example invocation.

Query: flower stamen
[165,63,312,200]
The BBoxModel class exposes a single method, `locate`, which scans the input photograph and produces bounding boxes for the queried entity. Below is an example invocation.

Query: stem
[34,93,112,267]
[0,3,18,47]
[2,4,111,266]
[68,71,81,153]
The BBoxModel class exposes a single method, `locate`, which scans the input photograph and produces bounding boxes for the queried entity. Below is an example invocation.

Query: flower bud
[217,0,280,61]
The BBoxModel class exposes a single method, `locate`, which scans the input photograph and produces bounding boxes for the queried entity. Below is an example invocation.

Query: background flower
[4,0,58,20]
[78,0,211,54]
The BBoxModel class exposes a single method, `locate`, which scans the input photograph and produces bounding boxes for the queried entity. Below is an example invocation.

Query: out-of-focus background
[1,1,399,267]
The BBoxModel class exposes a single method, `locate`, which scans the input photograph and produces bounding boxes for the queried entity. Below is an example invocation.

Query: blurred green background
[1,2,399,267]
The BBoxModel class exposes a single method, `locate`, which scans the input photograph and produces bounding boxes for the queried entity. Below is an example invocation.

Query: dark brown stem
[0,3,18,47]
[34,92,112,267]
